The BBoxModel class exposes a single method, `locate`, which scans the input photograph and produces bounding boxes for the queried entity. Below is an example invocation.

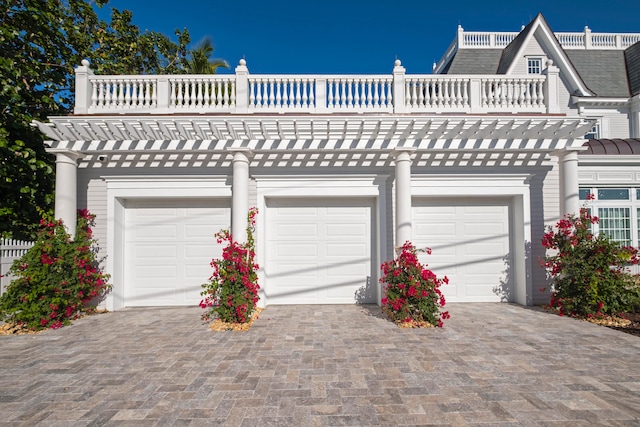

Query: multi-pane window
[598,207,631,245]
[584,122,601,139]
[527,58,542,74]
[579,187,637,246]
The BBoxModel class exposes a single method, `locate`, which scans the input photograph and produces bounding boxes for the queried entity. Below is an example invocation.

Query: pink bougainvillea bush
[200,208,260,324]
[380,241,450,327]
[0,210,111,331]
[542,206,640,318]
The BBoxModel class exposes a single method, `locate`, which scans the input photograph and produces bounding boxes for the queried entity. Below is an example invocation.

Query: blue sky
[99,0,640,74]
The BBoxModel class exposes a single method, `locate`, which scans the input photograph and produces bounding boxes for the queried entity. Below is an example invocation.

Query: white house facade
[34,14,640,310]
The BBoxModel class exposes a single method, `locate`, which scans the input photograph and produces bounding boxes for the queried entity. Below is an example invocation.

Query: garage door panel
[276,223,318,238]
[266,198,374,305]
[125,199,230,306]
[412,198,510,303]
[326,223,366,237]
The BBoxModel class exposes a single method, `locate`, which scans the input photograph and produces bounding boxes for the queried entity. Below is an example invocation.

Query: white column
[393,150,414,248]
[558,148,581,217]
[51,150,83,239]
[231,150,251,243]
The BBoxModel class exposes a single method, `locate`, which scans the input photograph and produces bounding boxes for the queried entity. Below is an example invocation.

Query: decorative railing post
[584,26,592,49]
[157,77,169,111]
[543,59,560,114]
[235,59,250,114]
[74,59,93,114]
[392,60,406,113]
[315,77,328,113]
[469,78,482,113]
[457,24,464,47]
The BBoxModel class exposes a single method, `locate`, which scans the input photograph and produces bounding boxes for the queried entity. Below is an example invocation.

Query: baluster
[249,81,256,107]
[151,81,157,107]
[346,80,353,108]
[123,81,129,106]
[229,81,236,107]
[536,81,544,107]
[116,81,124,106]
[219,81,226,107]
[275,80,282,107]
[371,80,377,108]
[267,80,274,107]
[203,80,210,107]
[195,79,203,107]
[308,79,315,107]
[480,81,487,107]
[97,82,105,108]
[169,81,176,107]
[134,81,141,107]
[327,79,334,108]
[283,79,291,108]
[302,80,308,107]
[409,81,416,107]
[91,82,98,107]
[462,80,469,106]
[179,81,186,107]
[256,80,263,107]
[405,82,411,107]
[499,80,507,107]
[295,79,301,108]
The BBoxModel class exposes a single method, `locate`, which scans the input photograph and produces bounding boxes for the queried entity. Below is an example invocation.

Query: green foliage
[200,209,260,324]
[542,208,640,317]
[1,0,192,239]
[0,210,111,330]
[185,37,229,74]
[380,242,450,327]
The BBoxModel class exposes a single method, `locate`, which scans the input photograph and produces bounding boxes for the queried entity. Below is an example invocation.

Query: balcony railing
[74,59,560,115]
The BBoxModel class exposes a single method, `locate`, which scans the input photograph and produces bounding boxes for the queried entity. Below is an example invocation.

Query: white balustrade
[405,77,470,110]
[76,62,556,116]
[248,76,315,110]
[169,76,236,110]
[480,76,545,111]
[325,77,392,111]
[91,76,158,111]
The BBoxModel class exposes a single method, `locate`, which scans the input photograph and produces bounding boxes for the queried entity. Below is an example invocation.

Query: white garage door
[124,199,230,306]
[412,198,511,302]
[265,198,374,305]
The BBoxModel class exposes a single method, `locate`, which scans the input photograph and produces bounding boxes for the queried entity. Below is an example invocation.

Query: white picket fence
[0,239,34,295]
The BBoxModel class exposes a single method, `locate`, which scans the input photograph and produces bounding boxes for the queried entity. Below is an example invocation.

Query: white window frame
[584,121,601,139]
[527,57,542,75]
[579,187,637,246]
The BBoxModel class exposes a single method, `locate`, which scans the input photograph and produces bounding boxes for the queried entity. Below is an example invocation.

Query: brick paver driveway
[1,303,639,426]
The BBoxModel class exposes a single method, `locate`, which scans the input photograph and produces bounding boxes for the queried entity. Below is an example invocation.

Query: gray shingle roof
[625,42,640,96]
[441,49,503,74]
[583,139,640,155]
[566,51,630,97]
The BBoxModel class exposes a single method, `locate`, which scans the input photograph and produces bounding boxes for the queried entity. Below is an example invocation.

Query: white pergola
[35,115,592,242]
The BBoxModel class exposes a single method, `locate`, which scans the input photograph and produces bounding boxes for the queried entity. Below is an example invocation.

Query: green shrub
[542,208,639,317]
[0,210,111,330]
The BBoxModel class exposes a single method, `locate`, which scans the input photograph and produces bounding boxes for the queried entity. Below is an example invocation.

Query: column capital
[390,147,416,160]
[48,148,85,162]
[227,147,253,160]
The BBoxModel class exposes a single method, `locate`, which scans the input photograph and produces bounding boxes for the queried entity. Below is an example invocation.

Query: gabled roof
[496,14,593,96]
